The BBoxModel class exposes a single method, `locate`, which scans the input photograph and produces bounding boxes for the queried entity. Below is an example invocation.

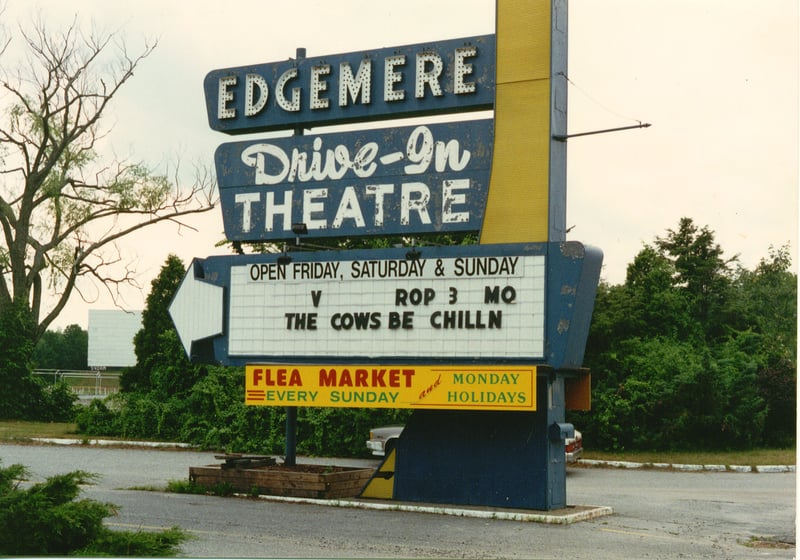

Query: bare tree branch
[0,15,217,338]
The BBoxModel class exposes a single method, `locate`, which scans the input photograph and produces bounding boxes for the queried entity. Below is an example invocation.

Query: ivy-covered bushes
[572,220,796,451]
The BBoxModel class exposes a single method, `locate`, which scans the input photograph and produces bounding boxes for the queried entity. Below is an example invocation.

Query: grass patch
[584,448,795,467]
[0,420,78,441]
[167,479,235,497]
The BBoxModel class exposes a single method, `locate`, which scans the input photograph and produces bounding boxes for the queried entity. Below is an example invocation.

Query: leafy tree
[31,323,88,370]
[0,15,215,417]
[654,217,736,340]
[122,254,193,393]
[575,218,794,451]
[729,245,797,445]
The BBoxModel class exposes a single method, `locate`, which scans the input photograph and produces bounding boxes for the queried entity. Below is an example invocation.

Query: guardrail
[32,369,121,399]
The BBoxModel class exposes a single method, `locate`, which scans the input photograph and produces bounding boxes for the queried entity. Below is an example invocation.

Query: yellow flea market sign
[245,364,537,411]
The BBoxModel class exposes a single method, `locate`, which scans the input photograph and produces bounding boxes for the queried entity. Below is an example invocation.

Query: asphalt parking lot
[2,442,795,559]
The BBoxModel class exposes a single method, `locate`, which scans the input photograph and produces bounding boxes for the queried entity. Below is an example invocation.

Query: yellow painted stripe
[481,0,552,244]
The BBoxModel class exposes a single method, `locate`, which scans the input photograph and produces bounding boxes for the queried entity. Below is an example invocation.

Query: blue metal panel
[215,120,493,241]
[393,379,551,509]
[545,242,603,369]
[204,35,495,134]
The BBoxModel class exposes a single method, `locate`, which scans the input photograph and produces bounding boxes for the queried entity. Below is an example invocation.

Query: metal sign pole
[283,46,306,468]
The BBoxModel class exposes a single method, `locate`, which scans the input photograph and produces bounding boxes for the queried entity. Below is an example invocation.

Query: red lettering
[371,368,386,387]
[355,368,368,387]
[289,368,302,386]
[339,369,353,387]
[253,367,264,385]
[319,368,336,387]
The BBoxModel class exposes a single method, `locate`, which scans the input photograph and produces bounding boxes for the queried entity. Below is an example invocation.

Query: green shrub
[75,398,122,436]
[0,462,187,556]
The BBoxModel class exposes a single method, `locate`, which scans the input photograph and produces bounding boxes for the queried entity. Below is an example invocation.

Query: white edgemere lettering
[276,67,301,112]
[454,46,477,94]
[245,74,269,116]
[310,65,331,109]
[415,52,444,98]
[339,59,372,107]
[215,45,481,120]
[384,55,406,102]
[218,76,237,119]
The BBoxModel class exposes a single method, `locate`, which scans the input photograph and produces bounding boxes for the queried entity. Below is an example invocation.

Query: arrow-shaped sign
[169,259,224,357]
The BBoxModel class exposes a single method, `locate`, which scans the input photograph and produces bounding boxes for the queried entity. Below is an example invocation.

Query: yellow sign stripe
[481,0,552,244]
[245,364,537,411]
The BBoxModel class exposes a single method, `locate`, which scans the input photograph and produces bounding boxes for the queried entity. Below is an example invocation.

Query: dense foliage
[0,301,76,421]
[78,219,795,454]
[0,462,187,556]
[31,324,89,370]
[571,218,796,450]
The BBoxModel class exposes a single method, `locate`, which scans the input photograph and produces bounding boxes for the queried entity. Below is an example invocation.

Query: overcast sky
[2,0,797,329]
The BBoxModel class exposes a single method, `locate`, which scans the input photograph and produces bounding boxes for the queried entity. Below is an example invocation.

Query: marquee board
[170,241,601,372]
[171,243,547,363]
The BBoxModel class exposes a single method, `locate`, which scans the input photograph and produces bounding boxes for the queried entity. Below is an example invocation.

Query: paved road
[1,443,795,558]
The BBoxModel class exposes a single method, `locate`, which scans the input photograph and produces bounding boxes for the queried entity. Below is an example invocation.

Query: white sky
[2,0,797,329]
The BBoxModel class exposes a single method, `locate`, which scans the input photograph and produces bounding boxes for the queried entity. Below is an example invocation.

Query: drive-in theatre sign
[172,0,602,511]
[207,35,495,241]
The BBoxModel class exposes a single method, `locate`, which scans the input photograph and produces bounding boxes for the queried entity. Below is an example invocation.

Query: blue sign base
[391,371,571,510]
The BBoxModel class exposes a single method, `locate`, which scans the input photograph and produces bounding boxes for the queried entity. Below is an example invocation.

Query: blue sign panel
[204,35,495,134]
[216,119,493,241]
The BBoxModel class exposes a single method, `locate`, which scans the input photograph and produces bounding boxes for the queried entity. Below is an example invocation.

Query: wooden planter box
[189,462,375,499]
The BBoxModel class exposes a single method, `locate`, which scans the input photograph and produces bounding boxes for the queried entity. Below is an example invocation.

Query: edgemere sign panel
[204,35,494,134]
[229,250,544,360]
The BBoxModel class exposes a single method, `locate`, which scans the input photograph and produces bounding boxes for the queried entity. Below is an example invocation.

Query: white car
[367,426,583,463]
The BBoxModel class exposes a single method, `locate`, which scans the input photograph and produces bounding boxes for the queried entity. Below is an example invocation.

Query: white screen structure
[87,310,142,368]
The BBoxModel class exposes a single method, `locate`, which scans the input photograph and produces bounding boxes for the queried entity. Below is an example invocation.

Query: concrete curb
[580,459,796,473]
[237,493,614,524]
[26,439,796,474]
[30,437,195,449]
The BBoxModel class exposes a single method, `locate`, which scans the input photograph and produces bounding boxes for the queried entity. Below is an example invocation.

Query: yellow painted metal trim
[481,0,552,244]
[360,448,396,499]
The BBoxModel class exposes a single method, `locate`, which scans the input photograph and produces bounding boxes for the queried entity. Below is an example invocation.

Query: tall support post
[284,405,297,466]
[282,46,306,468]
